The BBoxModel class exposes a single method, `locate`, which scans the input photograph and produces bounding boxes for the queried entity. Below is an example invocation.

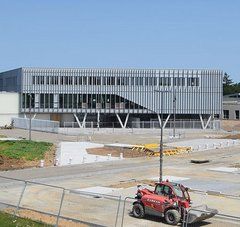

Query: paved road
[0,128,240,226]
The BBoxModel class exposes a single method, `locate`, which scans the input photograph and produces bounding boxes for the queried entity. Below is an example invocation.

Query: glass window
[40,94,44,108]
[102,77,107,85]
[235,110,239,119]
[83,77,87,85]
[223,110,229,119]
[64,94,68,108]
[32,76,36,85]
[111,77,115,85]
[117,77,121,85]
[46,76,50,85]
[50,94,53,108]
[40,76,44,84]
[59,94,63,108]
[131,77,134,86]
[96,77,101,85]
[60,77,64,85]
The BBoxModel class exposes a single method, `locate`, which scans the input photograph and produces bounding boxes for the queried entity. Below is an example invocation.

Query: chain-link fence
[0,176,121,227]
[1,175,239,227]
[12,117,59,133]
[63,120,220,130]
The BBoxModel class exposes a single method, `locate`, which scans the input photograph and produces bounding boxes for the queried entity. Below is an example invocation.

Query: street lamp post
[159,92,164,182]
[173,91,176,138]
[29,94,32,141]
[155,90,168,182]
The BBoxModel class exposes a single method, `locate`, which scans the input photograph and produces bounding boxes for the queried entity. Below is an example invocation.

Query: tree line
[223,73,240,95]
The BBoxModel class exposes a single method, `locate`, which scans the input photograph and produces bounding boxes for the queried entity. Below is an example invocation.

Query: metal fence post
[121,197,135,227]
[14,181,28,216]
[114,196,121,227]
[55,189,65,227]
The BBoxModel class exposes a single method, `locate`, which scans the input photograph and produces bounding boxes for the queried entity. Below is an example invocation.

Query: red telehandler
[132,180,218,225]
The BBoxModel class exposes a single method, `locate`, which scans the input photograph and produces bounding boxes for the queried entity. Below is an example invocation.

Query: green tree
[223,73,240,95]
[223,73,233,86]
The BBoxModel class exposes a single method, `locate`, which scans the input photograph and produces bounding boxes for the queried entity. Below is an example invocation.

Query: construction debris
[131,143,191,156]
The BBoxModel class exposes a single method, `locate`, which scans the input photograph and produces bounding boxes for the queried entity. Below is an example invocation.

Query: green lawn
[0,211,51,227]
[0,140,52,161]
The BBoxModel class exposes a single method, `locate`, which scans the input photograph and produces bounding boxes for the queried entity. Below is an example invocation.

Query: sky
[0,0,239,82]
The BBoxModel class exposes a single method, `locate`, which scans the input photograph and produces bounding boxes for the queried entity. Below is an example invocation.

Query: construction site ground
[0,126,240,226]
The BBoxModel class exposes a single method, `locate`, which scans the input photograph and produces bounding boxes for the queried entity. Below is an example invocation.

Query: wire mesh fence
[12,117,59,133]
[0,176,121,227]
[63,120,220,130]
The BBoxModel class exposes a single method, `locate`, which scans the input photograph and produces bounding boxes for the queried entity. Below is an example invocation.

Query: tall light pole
[29,93,32,141]
[173,91,176,138]
[155,90,168,182]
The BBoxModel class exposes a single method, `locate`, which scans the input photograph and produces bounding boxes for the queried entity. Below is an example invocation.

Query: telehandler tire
[165,209,181,225]
[132,203,145,218]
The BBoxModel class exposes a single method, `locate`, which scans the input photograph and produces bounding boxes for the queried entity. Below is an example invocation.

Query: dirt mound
[0,145,56,171]
[221,134,240,139]
[221,120,240,132]
[87,147,147,158]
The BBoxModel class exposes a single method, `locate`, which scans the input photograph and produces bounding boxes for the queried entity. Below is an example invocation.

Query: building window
[32,76,36,85]
[187,77,199,86]
[159,77,171,86]
[236,110,239,120]
[223,110,229,119]
[173,77,185,86]
[83,77,87,85]
[40,94,44,108]
[59,94,63,108]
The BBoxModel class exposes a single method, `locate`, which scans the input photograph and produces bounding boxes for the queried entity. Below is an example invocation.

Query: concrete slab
[0,138,20,141]
[180,179,240,195]
[57,142,120,166]
[105,143,134,148]
[166,138,239,151]
[150,175,190,182]
[73,186,119,194]
[208,167,240,173]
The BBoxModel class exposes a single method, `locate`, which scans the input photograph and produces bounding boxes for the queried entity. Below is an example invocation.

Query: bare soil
[109,179,156,188]
[221,134,240,139]
[221,120,240,132]
[230,163,240,168]
[0,145,56,171]
[4,208,87,227]
[87,147,148,158]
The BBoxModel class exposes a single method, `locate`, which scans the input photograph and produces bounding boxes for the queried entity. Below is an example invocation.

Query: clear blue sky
[0,0,239,82]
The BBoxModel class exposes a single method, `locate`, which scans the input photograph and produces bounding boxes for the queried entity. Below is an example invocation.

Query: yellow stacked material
[144,143,159,149]
[163,146,192,156]
[131,144,192,157]
[131,145,145,152]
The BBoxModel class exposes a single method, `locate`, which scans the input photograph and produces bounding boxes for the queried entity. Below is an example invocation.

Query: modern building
[0,67,223,128]
[223,93,240,120]
[0,92,19,126]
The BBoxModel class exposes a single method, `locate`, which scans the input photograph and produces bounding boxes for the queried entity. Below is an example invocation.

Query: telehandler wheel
[165,209,181,225]
[132,203,145,218]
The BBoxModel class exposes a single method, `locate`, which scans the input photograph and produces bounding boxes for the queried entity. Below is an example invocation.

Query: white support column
[116,113,124,128]
[97,111,100,130]
[73,113,87,128]
[73,113,81,128]
[123,113,130,128]
[204,115,212,129]
[163,114,171,129]
[157,114,162,128]
[199,114,205,129]
[82,113,87,128]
